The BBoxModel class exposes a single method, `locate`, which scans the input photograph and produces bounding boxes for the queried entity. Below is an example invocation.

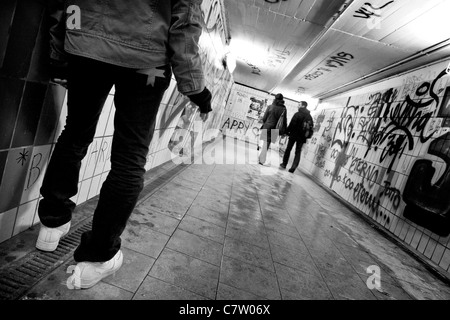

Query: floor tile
[308,243,345,263]
[301,234,338,252]
[274,263,333,300]
[129,206,180,236]
[186,204,228,228]
[264,218,300,239]
[370,281,414,300]
[314,256,357,276]
[395,279,450,300]
[133,276,206,300]
[261,209,292,226]
[228,211,265,228]
[192,194,230,214]
[178,215,226,244]
[176,170,209,185]
[270,243,321,278]
[223,237,274,272]
[156,185,199,206]
[169,175,204,192]
[166,229,223,266]
[220,256,281,300]
[149,248,220,299]
[202,183,233,196]
[103,247,155,293]
[320,269,377,300]
[266,230,308,255]
[141,196,190,220]
[226,223,270,249]
[216,283,268,300]
[122,223,170,259]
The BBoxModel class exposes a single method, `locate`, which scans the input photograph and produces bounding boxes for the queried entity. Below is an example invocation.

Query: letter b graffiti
[366,265,381,290]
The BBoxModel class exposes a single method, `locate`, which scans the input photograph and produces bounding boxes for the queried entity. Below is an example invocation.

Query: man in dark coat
[259,93,287,164]
[36,0,212,290]
[280,101,313,173]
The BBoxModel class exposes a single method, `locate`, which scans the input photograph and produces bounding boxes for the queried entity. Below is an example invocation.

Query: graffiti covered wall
[167,0,233,160]
[0,0,233,244]
[301,60,450,274]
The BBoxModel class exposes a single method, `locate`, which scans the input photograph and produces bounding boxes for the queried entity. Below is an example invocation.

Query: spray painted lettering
[304,52,354,81]
[353,1,394,19]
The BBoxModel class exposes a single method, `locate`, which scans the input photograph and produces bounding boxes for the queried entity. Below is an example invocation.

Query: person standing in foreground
[258,93,287,165]
[280,101,313,173]
[36,0,212,289]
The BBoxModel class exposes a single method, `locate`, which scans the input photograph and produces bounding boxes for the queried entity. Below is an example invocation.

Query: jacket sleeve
[168,0,206,95]
[47,0,67,62]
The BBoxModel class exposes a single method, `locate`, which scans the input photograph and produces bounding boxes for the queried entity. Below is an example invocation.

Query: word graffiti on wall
[313,67,450,237]
[304,52,354,81]
[353,1,394,19]
[353,1,395,29]
[266,49,291,69]
[222,117,251,134]
[243,59,262,76]
[364,70,446,173]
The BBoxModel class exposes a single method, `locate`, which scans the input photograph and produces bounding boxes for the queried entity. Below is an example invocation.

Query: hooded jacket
[48,0,205,96]
[287,107,313,143]
[261,99,287,130]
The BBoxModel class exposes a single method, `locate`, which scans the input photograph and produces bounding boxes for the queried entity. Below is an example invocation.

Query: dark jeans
[282,137,304,171]
[38,55,171,262]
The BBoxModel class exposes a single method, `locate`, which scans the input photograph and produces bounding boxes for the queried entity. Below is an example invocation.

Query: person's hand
[188,87,212,114]
[200,113,209,122]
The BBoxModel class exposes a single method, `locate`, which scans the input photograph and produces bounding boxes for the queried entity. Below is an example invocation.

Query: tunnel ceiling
[223,0,450,101]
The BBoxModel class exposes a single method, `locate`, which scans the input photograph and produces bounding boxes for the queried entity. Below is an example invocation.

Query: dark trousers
[38,55,171,262]
[282,136,304,171]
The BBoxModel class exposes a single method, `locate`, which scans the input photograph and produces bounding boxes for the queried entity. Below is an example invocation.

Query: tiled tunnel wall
[0,0,232,244]
[301,60,450,276]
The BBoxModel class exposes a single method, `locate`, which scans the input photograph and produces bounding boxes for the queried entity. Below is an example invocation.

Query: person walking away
[280,101,313,173]
[36,0,212,289]
[258,93,287,165]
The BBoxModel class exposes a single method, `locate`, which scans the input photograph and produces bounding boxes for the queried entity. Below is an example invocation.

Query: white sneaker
[36,221,71,252]
[66,250,123,289]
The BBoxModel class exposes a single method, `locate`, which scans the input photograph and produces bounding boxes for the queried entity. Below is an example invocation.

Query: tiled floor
[2,137,450,301]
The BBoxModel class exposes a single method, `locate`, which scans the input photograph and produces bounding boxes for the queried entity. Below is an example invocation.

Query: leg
[290,140,304,172]
[74,65,172,262]
[258,129,271,164]
[38,56,114,228]
[282,137,295,167]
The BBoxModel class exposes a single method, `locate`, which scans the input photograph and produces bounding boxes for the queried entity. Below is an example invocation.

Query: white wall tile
[0,208,17,244]
[13,200,38,236]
